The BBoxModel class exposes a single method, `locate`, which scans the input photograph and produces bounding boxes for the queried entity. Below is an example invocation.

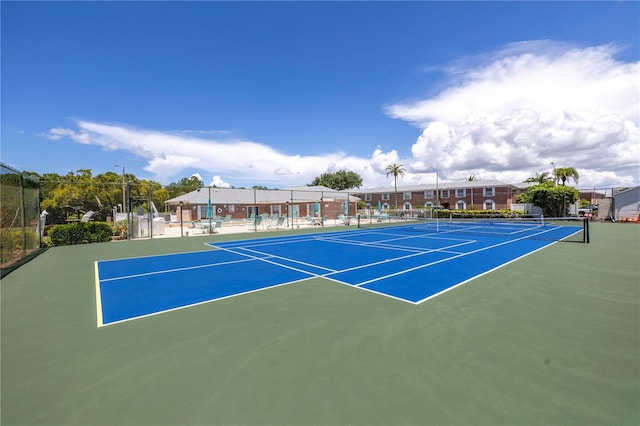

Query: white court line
[99,257,257,282]
[98,245,218,263]
[212,233,320,249]
[234,246,337,273]
[99,275,318,327]
[322,275,418,305]
[354,225,562,287]
[317,239,476,278]
[221,247,328,277]
[222,231,479,279]
[413,242,558,305]
[94,261,104,327]
[324,251,431,277]
[312,237,427,253]
[98,224,572,327]
[350,239,477,255]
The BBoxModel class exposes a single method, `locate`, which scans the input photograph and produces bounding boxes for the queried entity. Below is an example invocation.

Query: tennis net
[358,215,589,243]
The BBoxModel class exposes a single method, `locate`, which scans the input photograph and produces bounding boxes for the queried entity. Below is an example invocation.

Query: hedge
[48,222,113,246]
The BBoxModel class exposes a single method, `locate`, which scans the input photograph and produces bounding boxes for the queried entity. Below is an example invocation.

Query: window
[382,203,390,210]
[455,188,466,198]
[403,192,412,200]
[381,193,390,201]
[364,194,372,201]
[441,190,450,198]
[484,200,495,210]
[425,202,434,208]
[403,202,412,210]
[424,190,434,199]
[199,205,208,219]
[483,187,495,197]
[228,204,235,213]
[456,200,466,210]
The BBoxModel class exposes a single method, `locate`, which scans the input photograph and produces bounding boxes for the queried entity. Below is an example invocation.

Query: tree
[524,172,553,184]
[516,182,578,217]
[310,170,363,190]
[466,175,479,181]
[385,163,406,211]
[31,169,176,224]
[554,167,579,186]
[166,176,203,198]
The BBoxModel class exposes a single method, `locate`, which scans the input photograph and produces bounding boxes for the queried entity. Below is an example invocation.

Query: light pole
[435,170,439,208]
[285,201,289,228]
[179,201,184,237]
[114,165,126,212]
[208,186,212,234]
[424,167,439,208]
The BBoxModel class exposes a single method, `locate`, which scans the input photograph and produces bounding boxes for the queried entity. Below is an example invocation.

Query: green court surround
[1,223,638,425]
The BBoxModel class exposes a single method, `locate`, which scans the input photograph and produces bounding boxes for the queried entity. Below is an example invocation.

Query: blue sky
[2,1,639,189]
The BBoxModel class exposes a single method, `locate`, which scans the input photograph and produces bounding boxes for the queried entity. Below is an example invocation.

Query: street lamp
[423,167,439,208]
[285,201,289,228]
[114,165,126,213]
[179,201,184,237]
[208,186,212,234]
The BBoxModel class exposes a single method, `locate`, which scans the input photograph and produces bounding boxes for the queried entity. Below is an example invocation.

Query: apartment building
[352,180,521,211]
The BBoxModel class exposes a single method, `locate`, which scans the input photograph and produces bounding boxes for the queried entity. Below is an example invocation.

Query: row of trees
[22,167,365,226]
[26,168,366,226]
[22,169,205,225]
[22,163,582,226]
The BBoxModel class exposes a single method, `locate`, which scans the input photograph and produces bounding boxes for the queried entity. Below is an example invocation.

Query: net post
[584,217,590,243]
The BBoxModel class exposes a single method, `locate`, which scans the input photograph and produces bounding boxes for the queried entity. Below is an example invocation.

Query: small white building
[613,186,640,221]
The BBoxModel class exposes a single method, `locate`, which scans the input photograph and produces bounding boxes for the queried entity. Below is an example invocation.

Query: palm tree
[385,163,406,211]
[524,172,553,184]
[466,175,479,181]
[554,167,579,186]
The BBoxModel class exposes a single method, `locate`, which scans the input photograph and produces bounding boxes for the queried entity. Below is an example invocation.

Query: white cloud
[45,41,639,190]
[387,41,640,188]
[45,120,396,187]
[46,127,91,143]
[190,173,231,188]
[210,175,231,188]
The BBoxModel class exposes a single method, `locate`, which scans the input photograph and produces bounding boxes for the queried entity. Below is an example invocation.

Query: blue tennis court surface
[95,222,582,326]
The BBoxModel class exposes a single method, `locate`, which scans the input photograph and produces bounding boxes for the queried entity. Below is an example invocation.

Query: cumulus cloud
[387,41,640,187]
[44,41,639,189]
[44,120,396,187]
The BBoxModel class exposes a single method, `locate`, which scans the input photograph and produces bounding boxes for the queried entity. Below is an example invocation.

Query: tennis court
[96,218,584,326]
[2,222,638,426]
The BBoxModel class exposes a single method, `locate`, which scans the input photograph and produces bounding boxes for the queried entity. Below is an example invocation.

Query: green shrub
[48,222,113,246]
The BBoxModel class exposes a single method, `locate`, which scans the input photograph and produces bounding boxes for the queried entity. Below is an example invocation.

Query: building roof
[166,186,359,205]
[353,179,516,194]
[613,186,640,197]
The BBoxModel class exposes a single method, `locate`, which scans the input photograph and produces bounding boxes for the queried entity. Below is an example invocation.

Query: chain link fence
[1,163,42,276]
